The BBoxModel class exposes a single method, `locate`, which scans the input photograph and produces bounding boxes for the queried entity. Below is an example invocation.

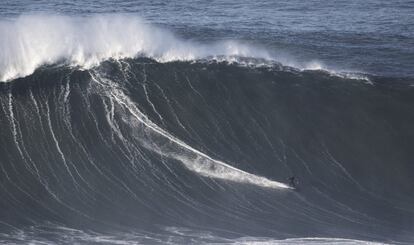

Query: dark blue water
[0,1,413,244]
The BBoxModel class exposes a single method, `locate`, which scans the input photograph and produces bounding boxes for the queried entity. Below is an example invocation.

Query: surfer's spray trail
[0,14,413,245]
[89,69,290,189]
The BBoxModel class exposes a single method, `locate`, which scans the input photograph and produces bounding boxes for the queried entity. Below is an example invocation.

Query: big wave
[1,14,413,245]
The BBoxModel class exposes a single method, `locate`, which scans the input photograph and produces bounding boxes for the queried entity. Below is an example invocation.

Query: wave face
[0,57,414,244]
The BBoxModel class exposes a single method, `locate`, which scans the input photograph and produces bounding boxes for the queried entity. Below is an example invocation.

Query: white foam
[0,14,273,82]
[0,14,369,82]
[233,237,387,245]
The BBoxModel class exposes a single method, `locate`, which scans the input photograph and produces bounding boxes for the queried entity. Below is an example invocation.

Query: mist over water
[0,1,413,244]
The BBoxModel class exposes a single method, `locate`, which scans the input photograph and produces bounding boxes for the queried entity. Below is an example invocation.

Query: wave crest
[0,14,371,82]
[0,14,275,82]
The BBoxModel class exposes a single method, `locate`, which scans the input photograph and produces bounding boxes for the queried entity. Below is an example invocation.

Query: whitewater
[0,14,347,82]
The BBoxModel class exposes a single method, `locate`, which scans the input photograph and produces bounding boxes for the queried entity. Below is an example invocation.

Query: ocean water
[0,1,413,244]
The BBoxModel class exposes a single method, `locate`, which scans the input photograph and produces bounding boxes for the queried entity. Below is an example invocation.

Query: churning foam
[0,14,369,82]
[0,14,274,82]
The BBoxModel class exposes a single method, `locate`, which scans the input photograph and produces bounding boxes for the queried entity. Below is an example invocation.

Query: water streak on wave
[90,70,291,189]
